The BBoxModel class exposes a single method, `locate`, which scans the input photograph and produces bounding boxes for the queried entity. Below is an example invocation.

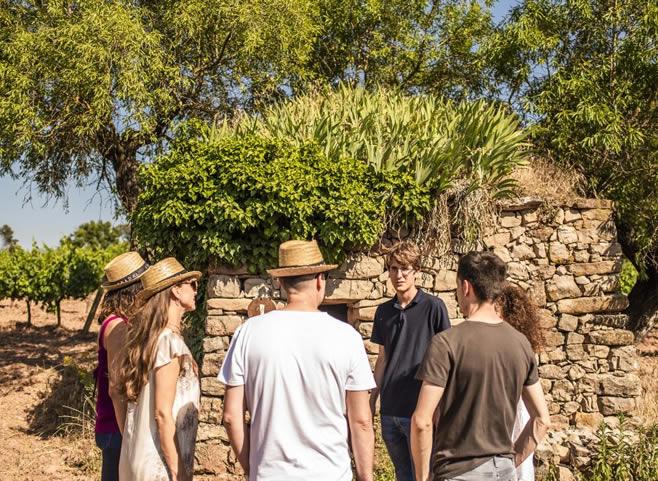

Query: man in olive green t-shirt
[410,251,551,481]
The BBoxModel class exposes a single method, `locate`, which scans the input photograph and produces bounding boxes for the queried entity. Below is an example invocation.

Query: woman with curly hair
[496,283,546,481]
[95,252,149,481]
[118,257,201,481]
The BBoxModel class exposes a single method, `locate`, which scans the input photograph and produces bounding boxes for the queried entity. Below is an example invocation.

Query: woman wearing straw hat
[95,251,149,481]
[118,257,201,481]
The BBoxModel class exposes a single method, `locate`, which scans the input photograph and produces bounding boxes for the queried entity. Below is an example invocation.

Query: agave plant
[213,85,528,199]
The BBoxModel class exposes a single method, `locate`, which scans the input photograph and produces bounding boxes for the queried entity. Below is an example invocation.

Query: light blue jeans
[381,415,414,481]
[443,456,517,481]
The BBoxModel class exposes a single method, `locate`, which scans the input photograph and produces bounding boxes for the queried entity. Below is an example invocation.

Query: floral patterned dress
[119,329,200,481]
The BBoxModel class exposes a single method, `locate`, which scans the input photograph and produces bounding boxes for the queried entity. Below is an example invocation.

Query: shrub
[133,134,431,271]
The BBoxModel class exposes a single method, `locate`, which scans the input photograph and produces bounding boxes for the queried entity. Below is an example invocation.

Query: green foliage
[216,86,529,197]
[620,259,638,296]
[65,221,128,250]
[0,224,17,248]
[132,134,430,271]
[487,0,658,276]
[0,245,40,323]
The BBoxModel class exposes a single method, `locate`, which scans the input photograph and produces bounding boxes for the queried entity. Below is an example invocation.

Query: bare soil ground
[0,298,101,480]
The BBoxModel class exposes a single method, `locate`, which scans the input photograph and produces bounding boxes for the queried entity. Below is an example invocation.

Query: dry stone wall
[194,198,640,479]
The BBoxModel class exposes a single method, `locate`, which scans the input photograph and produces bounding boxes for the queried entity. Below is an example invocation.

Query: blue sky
[1,0,517,248]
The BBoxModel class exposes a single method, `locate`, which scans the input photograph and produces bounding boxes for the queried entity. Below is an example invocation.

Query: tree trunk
[626,267,658,341]
[26,300,31,326]
[56,300,62,328]
[109,148,141,214]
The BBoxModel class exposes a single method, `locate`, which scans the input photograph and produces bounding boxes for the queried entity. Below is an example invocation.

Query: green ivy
[132,134,431,271]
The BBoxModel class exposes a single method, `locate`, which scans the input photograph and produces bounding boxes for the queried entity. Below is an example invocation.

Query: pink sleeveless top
[95,315,122,434]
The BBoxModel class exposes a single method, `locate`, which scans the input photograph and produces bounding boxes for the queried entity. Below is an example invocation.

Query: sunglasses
[181,279,199,291]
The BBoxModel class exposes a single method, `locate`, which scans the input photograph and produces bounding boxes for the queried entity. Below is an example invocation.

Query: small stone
[207,298,252,312]
[598,396,636,416]
[566,332,585,345]
[557,295,629,315]
[325,279,373,302]
[243,278,272,298]
[544,330,565,347]
[507,262,530,280]
[587,329,635,346]
[512,243,535,260]
[203,336,227,353]
[206,315,244,336]
[568,365,586,381]
[483,232,511,248]
[207,275,241,298]
[599,374,642,397]
[492,247,512,263]
[566,344,587,361]
[574,412,604,429]
[201,377,225,397]
[558,314,579,332]
[201,352,225,377]
[549,243,572,264]
[574,276,590,285]
[563,401,580,415]
[547,276,581,301]
[434,270,457,291]
[500,214,522,228]
[568,260,622,276]
[334,254,384,279]
[539,364,566,380]
[563,209,582,223]
[552,380,575,401]
[557,225,579,244]
[585,344,610,359]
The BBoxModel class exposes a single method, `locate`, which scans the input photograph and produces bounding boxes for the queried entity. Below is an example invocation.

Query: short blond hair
[386,241,421,270]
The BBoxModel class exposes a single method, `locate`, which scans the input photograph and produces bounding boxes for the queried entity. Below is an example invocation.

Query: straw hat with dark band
[267,240,337,278]
[102,252,149,292]
[135,257,202,305]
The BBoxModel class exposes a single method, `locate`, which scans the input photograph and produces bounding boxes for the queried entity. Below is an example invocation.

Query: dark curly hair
[496,283,545,353]
[98,281,142,323]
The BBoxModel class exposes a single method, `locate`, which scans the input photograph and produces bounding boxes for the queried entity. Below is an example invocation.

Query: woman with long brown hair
[95,252,149,481]
[496,283,545,481]
[118,258,201,481]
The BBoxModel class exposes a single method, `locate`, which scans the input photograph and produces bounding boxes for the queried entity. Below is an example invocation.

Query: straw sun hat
[135,257,202,305]
[266,240,337,278]
[102,252,149,292]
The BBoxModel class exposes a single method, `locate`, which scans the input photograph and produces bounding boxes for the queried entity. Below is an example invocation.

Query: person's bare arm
[347,390,374,481]
[411,382,444,481]
[514,381,551,466]
[105,319,128,434]
[223,385,250,475]
[369,345,386,415]
[154,358,181,481]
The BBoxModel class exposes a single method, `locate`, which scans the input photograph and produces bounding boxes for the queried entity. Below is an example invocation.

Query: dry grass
[511,156,582,204]
[637,356,658,425]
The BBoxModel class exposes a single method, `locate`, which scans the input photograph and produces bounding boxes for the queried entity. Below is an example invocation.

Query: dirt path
[0,299,100,481]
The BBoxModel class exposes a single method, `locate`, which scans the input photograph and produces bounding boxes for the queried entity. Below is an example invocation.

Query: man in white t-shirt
[218,240,376,481]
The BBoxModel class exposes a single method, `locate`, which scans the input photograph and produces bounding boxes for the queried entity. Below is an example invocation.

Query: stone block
[507,262,530,280]
[582,208,613,221]
[547,276,581,301]
[544,330,565,347]
[556,295,628,315]
[546,347,567,362]
[568,365,586,381]
[434,270,457,291]
[206,315,243,336]
[203,336,227,353]
[325,279,373,302]
[500,213,522,228]
[207,275,241,299]
[573,250,590,263]
[358,321,373,338]
[195,441,231,474]
[598,396,636,416]
[563,401,580,416]
[585,344,610,359]
[197,422,229,442]
[557,225,579,244]
[549,243,572,264]
[587,329,634,346]
[483,232,511,248]
[609,346,638,372]
[539,310,558,329]
[354,305,378,321]
[207,298,251,312]
[243,278,272,298]
[201,352,225,377]
[599,374,642,397]
[552,380,575,401]
[334,254,384,279]
[511,243,535,260]
[566,344,587,361]
[364,340,380,355]
[492,247,512,263]
[568,260,622,276]
[539,364,566,380]
[566,332,585,345]
[574,412,604,429]
[417,271,434,289]
[201,377,225,397]
[558,314,579,332]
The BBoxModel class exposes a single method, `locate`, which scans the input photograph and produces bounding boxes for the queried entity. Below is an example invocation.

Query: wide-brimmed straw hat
[102,252,149,292]
[135,257,201,305]
[267,240,337,278]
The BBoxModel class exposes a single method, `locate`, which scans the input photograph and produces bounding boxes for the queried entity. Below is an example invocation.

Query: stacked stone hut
[194,197,641,480]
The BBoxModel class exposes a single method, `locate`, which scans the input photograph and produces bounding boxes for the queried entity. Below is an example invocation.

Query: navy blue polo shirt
[371,289,450,417]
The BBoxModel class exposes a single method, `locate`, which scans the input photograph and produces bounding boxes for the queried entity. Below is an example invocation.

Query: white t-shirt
[512,400,535,481]
[218,310,376,481]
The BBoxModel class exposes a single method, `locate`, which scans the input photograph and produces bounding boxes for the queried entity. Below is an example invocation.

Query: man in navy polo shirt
[370,241,451,481]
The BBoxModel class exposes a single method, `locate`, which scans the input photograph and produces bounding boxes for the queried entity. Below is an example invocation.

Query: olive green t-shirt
[416,320,539,480]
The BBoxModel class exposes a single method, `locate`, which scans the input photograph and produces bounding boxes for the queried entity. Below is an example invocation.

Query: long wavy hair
[496,283,545,353]
[98,282,142,323]
[118,287,173,402]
